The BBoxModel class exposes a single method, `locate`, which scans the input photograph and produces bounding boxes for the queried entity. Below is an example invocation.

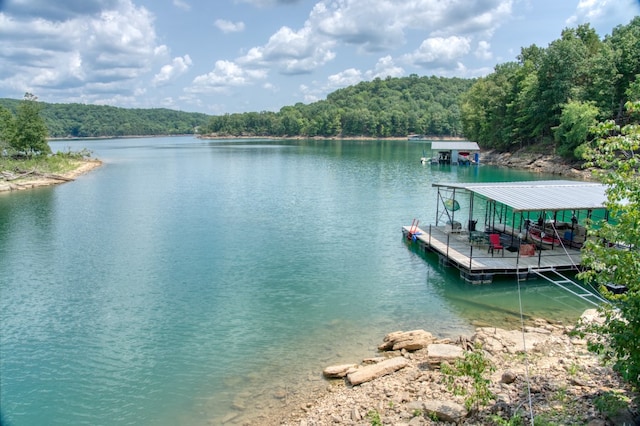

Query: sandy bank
[0,159,102,193]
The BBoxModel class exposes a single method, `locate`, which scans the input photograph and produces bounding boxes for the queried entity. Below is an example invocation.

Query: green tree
[11,93,51,156]
[578,99,640,388]
[606,17,640,120]
[0,106,16,154]
[554,100,599,159]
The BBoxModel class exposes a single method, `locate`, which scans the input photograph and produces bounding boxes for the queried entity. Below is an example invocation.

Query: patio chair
[488,233,504,257]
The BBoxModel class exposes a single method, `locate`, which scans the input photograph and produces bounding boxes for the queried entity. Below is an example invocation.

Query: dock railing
[406,224,582,276]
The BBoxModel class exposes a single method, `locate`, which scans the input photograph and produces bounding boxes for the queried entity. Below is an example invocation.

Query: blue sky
[0,0,638,114]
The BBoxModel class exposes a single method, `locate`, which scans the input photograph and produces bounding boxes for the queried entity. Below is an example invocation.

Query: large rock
[472,327,554,354]
[322,364,358,378]
[423,399,468,423]
[378,329,434,351]
[427,343,463,367]
[580,308,606,325]
[346,357,409,385]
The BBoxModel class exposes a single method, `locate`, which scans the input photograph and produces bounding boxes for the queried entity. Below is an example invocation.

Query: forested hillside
[204,76,474,138]
[0,99,210,138]
[461,18,640,159]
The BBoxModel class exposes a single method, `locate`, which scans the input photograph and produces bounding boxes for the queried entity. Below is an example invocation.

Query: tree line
[205,75,474,138]
[0,98,210,138]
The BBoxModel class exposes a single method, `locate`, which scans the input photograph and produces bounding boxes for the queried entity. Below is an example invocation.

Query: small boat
[420,148,429,164]
[458,152,471,165]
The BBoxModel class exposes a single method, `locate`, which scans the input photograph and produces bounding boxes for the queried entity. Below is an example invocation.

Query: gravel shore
[237,312,638,426]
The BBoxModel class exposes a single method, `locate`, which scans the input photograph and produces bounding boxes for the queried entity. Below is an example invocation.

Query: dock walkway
[403,225,582,283]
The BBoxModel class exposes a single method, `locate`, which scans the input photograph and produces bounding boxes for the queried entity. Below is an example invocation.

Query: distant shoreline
[2,137,592,193]
[198,134,466,141]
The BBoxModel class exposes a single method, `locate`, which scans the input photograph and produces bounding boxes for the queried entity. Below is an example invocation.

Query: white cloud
[173,0,191,11]
[309,0,513,53]
[327,68,363,90]
[567,0,638,27]
[214,19,245,33]
[237,24,336,74]
[236,0,304,6]
[153,55,193,86]
[310,0,406,52]
[475,41,492,60]
[188,60,267,93]
[262,82,277,91]
[365,55,404,79]
[403,36,472,68]
[0,0,164,102]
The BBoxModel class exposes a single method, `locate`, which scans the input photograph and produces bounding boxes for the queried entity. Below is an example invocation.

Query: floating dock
[403,224,583,283]
[404,180,610,283]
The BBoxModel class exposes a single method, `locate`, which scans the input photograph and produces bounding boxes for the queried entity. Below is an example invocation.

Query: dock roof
[431,141,480,151]
[433,180,608,212]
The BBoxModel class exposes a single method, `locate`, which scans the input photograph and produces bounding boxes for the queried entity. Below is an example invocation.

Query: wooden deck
[402,225,583,283]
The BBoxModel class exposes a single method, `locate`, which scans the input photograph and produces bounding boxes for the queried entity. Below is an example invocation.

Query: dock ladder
[528,267,610,307]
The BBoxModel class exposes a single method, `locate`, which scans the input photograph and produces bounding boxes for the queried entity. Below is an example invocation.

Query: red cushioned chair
[488,233,504,257]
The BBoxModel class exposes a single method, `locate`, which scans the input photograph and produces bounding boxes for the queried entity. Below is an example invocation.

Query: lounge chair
[488,233,504,257]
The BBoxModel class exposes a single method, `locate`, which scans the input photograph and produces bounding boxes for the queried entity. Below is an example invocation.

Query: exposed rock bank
[480,149,594,180]
[0,159,102,192]
[265,311,638,426]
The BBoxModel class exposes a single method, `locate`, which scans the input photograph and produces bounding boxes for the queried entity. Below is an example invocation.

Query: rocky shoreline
[0,159,102,192]
[480,149,594,180]
[263,310,637,426]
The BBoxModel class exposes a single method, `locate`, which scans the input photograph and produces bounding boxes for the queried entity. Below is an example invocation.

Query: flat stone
[347,356,409,385]
[423,399,468,423]
[427,343,463,366]
[379,330,434,351]
[322,363,359,378]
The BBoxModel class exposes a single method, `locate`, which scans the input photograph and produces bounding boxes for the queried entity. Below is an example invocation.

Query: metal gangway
[529,267,610,307]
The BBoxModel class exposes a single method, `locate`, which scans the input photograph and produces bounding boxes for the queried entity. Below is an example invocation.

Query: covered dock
[430,141,480,165]
[403,180,610,283]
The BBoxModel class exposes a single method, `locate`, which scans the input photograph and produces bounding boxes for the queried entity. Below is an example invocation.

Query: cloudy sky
[0,0,637,114]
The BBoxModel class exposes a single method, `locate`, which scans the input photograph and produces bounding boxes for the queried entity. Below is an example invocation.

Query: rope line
[516,273,535,425]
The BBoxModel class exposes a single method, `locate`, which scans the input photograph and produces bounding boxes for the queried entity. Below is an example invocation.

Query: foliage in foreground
[441,343,496,411]
[577,97,640,389]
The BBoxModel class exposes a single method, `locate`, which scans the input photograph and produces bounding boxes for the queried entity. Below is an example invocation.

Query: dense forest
[204,76,474,138]
[0,99,210,138]
[461,17,640,159]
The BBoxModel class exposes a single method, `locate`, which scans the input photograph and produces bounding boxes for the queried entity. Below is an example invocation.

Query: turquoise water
[0,137,593,425]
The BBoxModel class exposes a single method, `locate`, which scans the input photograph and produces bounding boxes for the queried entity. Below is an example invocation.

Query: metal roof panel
[432,180,608,212]
[431,141,480,151]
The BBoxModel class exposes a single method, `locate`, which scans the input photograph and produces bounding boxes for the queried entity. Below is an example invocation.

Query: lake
[0,137,593,425]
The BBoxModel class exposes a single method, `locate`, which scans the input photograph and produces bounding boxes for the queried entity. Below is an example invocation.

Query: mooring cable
[516,273,535,425]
